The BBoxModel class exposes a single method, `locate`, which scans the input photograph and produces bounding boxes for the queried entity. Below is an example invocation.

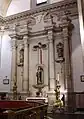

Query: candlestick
[57,72,60,82]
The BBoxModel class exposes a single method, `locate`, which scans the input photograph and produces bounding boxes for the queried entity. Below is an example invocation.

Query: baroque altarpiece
[0,0,77,108]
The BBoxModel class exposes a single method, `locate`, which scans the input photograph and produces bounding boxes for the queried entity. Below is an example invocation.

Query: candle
[57,73,60,82]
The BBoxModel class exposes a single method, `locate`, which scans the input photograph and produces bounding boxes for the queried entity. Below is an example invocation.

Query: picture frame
[3,78,9,85]
[80,75,84,82]
[36,0,47,5]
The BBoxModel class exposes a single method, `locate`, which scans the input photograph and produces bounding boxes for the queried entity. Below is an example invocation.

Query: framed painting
[36,0,47,5]
[3,76,9,85]
[80,75,84,82]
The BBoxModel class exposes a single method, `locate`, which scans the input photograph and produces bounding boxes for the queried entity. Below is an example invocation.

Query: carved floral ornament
[43,12,69,29]
[44,12,61,23]
[27,16,36,26]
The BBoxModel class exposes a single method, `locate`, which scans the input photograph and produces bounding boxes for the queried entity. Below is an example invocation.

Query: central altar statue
[36,66,43,85]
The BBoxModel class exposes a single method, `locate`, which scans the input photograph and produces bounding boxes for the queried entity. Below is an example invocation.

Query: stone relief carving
[19,48,24,64]
[44,12,62,27]
[0,0,77,27]
[56,42,64,58]
[27,16,36,26]
[56,42,65,63]
[43,12,51,23]
[17,45,24,66]
[35,12,45,24]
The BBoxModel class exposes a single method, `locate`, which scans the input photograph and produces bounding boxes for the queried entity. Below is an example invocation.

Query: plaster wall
[0,35,12,92]
[72,19,84,92]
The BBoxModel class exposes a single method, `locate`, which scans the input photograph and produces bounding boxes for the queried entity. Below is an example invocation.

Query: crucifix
[33,42,47,64]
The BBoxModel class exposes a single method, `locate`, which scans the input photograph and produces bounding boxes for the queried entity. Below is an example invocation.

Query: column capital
[20,24,31,36]
[23,35,29,47]
[11,40,17,49]
[9,33,22,40]
[9,33,18,39]
[23,34,28,39]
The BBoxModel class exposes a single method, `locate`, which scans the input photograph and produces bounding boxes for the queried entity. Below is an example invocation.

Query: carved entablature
[0,0,77,36]
[43,0,77,24]
[6,16,36,37]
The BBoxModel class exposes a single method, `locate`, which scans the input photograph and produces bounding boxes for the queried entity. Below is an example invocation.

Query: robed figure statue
[36,66,43,85]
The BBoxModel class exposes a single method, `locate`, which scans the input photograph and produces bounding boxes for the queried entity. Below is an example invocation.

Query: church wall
[71,19,84,92]
[0,35,12,92]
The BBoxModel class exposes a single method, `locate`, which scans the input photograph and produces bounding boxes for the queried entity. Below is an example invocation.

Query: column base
[47,90,56,112]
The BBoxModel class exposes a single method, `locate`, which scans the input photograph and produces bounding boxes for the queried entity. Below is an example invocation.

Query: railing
[0,101,48,119]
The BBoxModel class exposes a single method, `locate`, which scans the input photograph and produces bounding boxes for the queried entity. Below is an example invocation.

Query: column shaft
[63,28,70,89]
[63,26,73,112]
[48,30,55,91]
[23,35,29,92]
[11,38,17,91]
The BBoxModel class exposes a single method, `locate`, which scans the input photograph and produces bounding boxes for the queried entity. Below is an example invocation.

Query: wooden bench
[0,101,48,119]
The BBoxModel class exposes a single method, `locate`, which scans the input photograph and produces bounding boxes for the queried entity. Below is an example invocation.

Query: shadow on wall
[71,19,81,55]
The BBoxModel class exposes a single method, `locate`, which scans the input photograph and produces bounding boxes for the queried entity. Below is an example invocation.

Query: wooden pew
[0,101,48,119]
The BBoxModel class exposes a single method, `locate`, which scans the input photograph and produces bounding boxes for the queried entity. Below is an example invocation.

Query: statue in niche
[19,49,24,64]
[36,66,43,85]
[56,42,64,58]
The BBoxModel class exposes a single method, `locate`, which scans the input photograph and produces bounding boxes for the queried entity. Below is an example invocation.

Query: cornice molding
[26,26,62,38]
[0,0,77,25]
